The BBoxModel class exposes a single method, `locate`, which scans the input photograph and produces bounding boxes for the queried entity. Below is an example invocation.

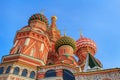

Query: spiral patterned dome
[28,13,48,26]
[76,36,97,53]
[55,36,76,52]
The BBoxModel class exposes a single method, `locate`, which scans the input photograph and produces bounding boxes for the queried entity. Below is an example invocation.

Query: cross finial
[60,28,67,36]
[79,29,83,38]
[40,9,45,15]
[63,29,66,36]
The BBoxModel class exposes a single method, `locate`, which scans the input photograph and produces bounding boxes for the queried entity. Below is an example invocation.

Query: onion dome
[76,35,97,54]
[51,16,57,21]
[28,13,49,26]
[55,36,76,52]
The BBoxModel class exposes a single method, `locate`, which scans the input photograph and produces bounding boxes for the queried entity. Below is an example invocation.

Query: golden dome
[51,16,57,21]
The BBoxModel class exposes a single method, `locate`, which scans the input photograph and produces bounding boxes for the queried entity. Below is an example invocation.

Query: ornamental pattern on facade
[0,13,120,80]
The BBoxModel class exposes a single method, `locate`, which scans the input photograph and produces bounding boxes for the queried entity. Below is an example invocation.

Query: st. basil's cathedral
[0,13,120,80]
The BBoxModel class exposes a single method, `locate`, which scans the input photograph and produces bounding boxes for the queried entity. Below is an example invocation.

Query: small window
[15,46,21,54]
[48,63,53,65]
[0,67,4,74]
[13,67,20,75]
[29,71,35,79]
[5,66,11,74]
[21,69,28,77]
[45,70,56,78]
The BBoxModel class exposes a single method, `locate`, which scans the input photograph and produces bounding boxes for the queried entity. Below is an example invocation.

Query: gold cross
[63,29,66,36]
[79,29,83,37]
[40,9,45,15]
[60,28,67,36]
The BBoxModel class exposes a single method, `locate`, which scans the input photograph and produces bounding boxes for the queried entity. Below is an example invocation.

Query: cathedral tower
[0,12,119,80]
[46,16,61,65]
[9,13,50,65]
[0,13,50,80]
[55,35,78,66]
[75,34,97,69]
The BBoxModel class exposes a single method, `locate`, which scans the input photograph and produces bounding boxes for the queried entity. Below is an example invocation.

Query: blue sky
[0,0,120,69]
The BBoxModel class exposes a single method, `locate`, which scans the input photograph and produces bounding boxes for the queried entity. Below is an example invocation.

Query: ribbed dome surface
[28,13,48,26]
[76,36,97,53]
[55,36,76,52]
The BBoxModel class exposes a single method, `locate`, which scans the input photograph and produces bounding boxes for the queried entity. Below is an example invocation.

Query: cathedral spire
[50,16,57,28]
[64,29,66,36]
[40,9,45,15]
[80,29,83,38]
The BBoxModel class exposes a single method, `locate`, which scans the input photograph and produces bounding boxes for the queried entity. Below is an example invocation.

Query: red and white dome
[76,35,97,54]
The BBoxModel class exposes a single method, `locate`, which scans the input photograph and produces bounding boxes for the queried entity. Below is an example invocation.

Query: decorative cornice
[2,53,45,65]
[0,73,35,80]
[74,68,120,76]
[37,64,80,73]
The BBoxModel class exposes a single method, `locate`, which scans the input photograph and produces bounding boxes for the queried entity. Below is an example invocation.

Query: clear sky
[0,0,120,69]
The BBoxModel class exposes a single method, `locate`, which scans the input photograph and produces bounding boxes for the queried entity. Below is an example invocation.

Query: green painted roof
[88,53,102,68]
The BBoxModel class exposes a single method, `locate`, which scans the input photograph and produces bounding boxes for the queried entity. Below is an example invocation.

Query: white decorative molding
[30,48,35,56]
[24,38,30,46]
[13,40,18,47]
[40,43,44,52]
[3,54,45,65]
[75,71,120,80]
[38,65,77,73]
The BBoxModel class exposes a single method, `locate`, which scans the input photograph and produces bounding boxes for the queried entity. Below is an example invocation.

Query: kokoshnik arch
[0,13,120,80]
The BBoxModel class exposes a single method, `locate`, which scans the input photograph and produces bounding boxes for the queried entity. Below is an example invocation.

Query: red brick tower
[46,16,61,65]
[0,13,51,80]
[75,34,97,69]
[55,35,78,66]
[9,13,50,65]
[0,12,119,80]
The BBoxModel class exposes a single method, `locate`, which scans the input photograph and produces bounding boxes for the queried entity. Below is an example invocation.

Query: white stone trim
[24,38,30,46]
[13,40,18,47]
[3,54,45,65]
[38,65,77,73]
[30,48,35,56]
[40,43,44,52]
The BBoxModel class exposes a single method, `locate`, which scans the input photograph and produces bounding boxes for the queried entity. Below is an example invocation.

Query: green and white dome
[55,36,76,52]
[28,13,49,26]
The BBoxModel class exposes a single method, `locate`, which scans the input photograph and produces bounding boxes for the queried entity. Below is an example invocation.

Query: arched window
[5,66,11,74]
[63,69,75,80]
[45,70,56,78]
[48,63,53,65]
[21,69,28,77]
[0,67,4,74]
[29,71,35,79]
[13,67,20,75]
